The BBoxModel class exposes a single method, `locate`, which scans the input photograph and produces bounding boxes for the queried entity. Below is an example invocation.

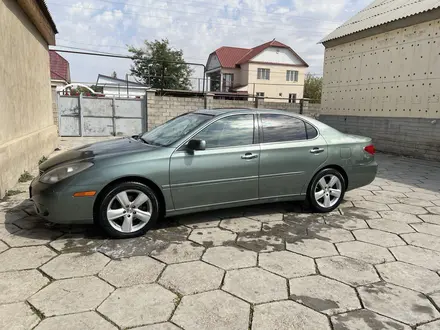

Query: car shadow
[2,198,313,242]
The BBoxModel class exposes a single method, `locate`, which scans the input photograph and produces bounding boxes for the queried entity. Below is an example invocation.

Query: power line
[56,39,208,62]
[52,47,323,76]
[54,44,129,56]
[50,48,206,68]
[46,2,335,35]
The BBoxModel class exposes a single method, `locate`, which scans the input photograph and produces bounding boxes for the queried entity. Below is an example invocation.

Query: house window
[222,73,234,92]
[256,92,265,98]
[288,93,297,103]
[286,70,299,82]
[257,68,270,80]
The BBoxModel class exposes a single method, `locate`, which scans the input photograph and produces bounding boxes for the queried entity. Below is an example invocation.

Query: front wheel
[308,168,345,213]
[98,181,159,238]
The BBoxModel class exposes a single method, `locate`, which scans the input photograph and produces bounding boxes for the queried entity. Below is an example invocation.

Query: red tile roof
[210,39,308,68]
[49,50,70,82]
[214,46,250,68]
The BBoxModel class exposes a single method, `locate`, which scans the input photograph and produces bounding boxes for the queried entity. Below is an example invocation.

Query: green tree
[128,39,192,90]
[70,85,103,96]
[304,73,323,103]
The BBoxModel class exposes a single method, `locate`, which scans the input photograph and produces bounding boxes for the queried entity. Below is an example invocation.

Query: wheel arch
[93,176,166,223]
[306,164,349,196]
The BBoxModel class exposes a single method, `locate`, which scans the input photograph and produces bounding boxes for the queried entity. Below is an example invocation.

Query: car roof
[195,107,304,116]
[194,108,324,126]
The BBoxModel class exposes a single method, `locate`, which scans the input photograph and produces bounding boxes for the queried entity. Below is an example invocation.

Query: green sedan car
[30,108,377,238]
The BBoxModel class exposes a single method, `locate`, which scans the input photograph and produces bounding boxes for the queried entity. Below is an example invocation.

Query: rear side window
[306,123,318,139]
[260,114,307,143]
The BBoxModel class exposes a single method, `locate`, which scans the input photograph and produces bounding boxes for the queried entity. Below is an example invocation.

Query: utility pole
[126,73,129,98]
[161,63,165,94]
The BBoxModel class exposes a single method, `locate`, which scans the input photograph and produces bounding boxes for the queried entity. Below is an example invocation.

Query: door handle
[241,153,258,160]
[310,147,325,154]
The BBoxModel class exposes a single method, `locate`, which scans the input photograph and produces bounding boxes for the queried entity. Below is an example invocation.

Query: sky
[46,0,373,83]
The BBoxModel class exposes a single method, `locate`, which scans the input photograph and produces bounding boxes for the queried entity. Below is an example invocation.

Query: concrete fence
[53,90,439,161]
[319,115,440,161]
[146,91,320,129]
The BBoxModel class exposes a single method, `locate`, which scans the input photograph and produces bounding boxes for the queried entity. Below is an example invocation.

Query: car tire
[97,181,159,238]
[308,168,345,213]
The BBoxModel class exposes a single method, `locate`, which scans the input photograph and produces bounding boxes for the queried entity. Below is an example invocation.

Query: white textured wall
[321,18,440,118]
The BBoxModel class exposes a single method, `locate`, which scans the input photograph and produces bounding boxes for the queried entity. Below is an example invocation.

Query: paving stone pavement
[2,150,440,329]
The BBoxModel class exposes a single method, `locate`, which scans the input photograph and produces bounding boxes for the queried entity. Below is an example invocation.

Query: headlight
[39,162,94,184]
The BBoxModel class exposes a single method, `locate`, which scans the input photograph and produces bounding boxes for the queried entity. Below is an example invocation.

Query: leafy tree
[70,85,103,96]
[90,85,104,93]
[128,39,192,90]
[304,73,323,103]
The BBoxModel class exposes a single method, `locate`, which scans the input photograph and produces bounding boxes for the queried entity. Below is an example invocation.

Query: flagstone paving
[2,150,440,329]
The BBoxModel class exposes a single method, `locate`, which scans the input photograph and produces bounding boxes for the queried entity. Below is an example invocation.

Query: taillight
[364,145,376,155]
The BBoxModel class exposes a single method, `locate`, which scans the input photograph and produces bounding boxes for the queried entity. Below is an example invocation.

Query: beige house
[319,0,440,160]
[206,39,309,102]
[0,0,59,198]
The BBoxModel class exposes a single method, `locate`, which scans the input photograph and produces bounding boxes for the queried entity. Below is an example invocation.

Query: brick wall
[146,91,320,129]
[319,115,440,161]
[146,93,205,129]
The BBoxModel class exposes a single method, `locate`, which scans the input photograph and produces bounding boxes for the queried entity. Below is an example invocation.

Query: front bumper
[30,177,96,224]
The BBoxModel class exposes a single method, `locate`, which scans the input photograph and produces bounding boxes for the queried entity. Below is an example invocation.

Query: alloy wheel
[314,174,342,209]
[106,189,153,233]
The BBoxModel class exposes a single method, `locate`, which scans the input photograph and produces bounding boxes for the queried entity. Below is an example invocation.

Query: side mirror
[187,139,206,151]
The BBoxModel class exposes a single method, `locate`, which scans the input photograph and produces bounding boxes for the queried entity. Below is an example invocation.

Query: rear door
[258,113,328,199]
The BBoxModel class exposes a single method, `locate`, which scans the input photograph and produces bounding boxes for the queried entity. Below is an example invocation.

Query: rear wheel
[98,181,159,238]
[308,168,345,213]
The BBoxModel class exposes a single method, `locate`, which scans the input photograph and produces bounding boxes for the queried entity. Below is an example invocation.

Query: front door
[258,113,328,199]
[170,114,259,210]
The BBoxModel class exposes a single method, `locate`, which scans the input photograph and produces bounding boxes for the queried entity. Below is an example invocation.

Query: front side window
[286,70,299,82]
[261,114,308,143]
[194,114,254,149]
[257,68,270,80]
[141,113,213,146]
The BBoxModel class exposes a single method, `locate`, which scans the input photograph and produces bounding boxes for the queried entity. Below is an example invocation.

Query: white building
[95,74,150,98]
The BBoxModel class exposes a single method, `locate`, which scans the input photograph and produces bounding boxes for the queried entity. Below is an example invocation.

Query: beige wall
[0,0,58,198]
[321,18,440,118]
[221,68,241,86]
[245,62,306,102]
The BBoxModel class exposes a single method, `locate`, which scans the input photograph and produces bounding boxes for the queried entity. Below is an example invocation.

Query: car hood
[39,138,156,171]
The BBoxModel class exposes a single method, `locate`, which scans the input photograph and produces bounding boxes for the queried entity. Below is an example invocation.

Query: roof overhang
[321,3,440,48]
[17,0,57,45]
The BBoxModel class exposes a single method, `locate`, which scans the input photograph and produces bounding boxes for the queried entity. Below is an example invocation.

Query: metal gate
[58,94,146,137]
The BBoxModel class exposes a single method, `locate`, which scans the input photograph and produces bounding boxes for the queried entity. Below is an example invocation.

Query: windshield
[141,113,213,147]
